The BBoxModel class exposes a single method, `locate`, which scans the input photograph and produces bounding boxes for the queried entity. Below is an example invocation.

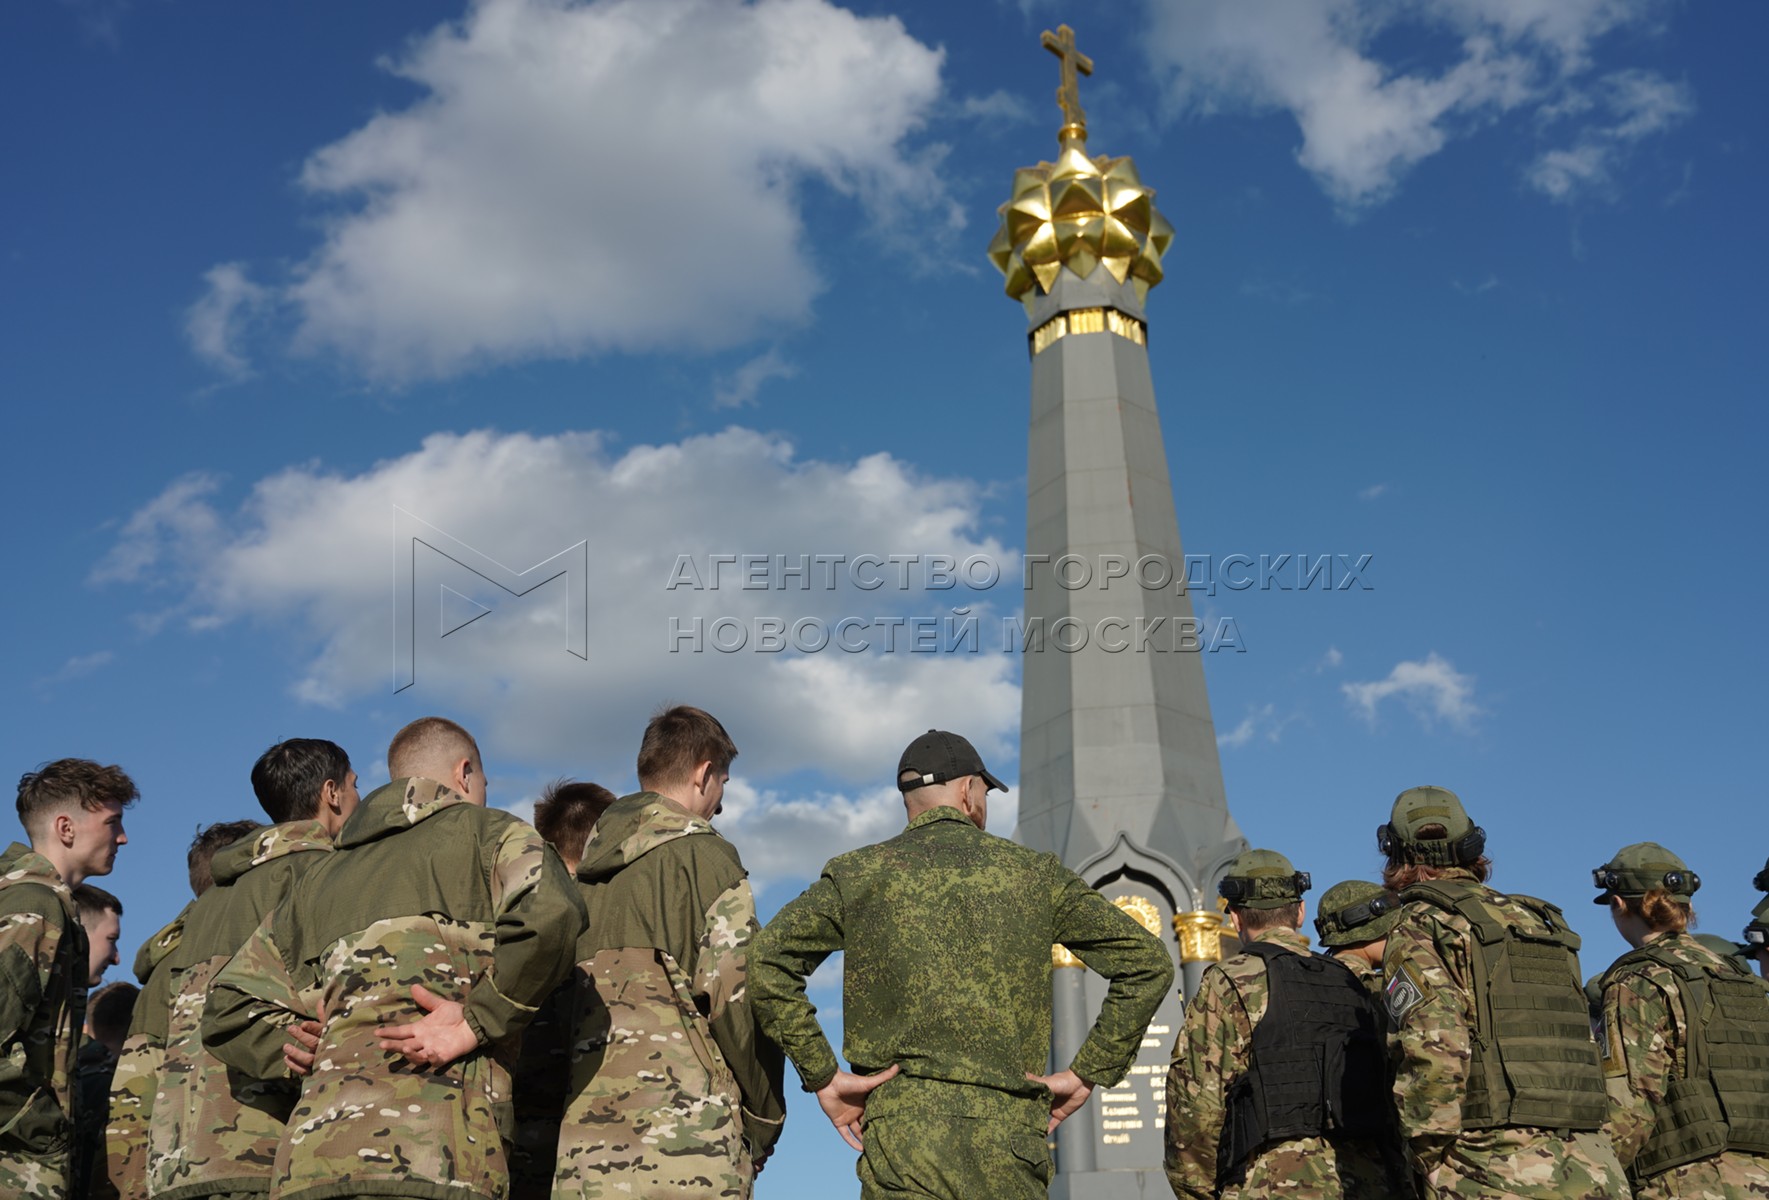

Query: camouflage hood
[210,819,332,886]
[336,777,472,849]
[132,904,192,983]
[0,841,74,918]
[576,791,719,883]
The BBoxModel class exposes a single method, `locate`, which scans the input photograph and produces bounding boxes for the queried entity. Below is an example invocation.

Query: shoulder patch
[1385,959,1429,1024]
[1596,1007,1627,1077]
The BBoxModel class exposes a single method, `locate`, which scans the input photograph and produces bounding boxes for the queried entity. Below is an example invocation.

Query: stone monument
[989,25,1249,1198]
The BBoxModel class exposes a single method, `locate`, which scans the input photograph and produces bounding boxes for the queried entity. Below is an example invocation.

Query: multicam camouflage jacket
[201,778,585,1200]
[1384,867,1629,1199]
[1164,927,1397,1200]
[1598,932,1769,1200]
[96,906,187,1200]
[148,820,333,1200]
[553,792,786,1200]
[0,843,88,1200]
[750,805,1173,1130]
[1330,947,1386,999]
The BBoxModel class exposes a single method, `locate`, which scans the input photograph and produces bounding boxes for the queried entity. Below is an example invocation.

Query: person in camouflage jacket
[2,758,137,1200]
[552,707,785,1200]
[96,907,187,1200]
[1594,842,1769,1199]
[1166,853,1402,1200]
[203,718,585,1200]
[751,730,1172,1200]
[1314,879,1401,1000]
[1379,786,1628,1199]
[98,817,262,1200]
[144,740,360,1200]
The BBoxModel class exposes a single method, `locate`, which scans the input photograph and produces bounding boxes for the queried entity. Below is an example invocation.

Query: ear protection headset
[1375,822,1486,867]
[1218,871,1311,904]
[1591,866,1701,897]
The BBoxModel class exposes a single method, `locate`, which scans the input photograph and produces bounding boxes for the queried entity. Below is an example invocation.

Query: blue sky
[4,0,1765,1193]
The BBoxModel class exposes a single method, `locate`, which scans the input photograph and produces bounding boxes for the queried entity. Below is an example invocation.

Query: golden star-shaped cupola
[987,24,1175,310]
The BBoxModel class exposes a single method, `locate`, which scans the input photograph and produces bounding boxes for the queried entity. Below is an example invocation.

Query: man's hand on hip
[816,1063,901,1151]
[1027,1068,1093,1134]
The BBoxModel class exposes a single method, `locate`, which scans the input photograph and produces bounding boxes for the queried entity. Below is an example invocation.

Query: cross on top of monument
[1041,23,1093,144]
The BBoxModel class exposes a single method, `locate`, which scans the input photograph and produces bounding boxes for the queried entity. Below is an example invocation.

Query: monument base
[1051,1168,1171,1199]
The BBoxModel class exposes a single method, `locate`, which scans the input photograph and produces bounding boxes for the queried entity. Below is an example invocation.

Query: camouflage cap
[1377,785,1485,867]
[1218,848,1310,910]
[1314,879,1401,947]
[1591,841,1700,905]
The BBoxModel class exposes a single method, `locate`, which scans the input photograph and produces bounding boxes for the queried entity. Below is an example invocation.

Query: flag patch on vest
[1386,961,1428,1024]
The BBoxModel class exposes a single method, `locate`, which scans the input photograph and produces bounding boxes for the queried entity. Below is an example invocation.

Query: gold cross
[1041,24,1093,138]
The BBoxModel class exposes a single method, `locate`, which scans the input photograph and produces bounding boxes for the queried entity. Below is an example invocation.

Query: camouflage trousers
[1416,1128,1629,1199]
[857,1116,1051,1200]
[1218,1135,1401,1200]
[1631,1150,1769,1200]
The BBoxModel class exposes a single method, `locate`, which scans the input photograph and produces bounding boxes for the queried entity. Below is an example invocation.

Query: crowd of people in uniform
[2,711,1766,1200]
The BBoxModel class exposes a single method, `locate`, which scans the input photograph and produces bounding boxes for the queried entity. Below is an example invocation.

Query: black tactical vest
[1401,880,1607,1131]
[1603,937,1769,1177]
[1215,943,1391,1191]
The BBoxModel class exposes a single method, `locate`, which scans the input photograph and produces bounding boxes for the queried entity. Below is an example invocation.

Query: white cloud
[96,425,1021,785]
[1217,702,1278,749]
[184,264,269,378]
[1527,68,1694,202]
[955,89,1032,125]
[1358,483,1388,501]
[1143,0,1678,212]
[189,0,951,383]
[1342,652,1480,729]
[1318,646,1344,671]
[35,650,116,689]
[713,348,798,409]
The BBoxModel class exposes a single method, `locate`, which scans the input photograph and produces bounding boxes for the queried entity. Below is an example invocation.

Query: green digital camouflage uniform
[1599,932,1769,1199]
[96,907,187,1200]
[0,842,90,1199]
[148,820,334,1200]
[1165,926,1398,1200]
[202,778,585,1200]
[1385,866,1629,1199]
[552,792,786,1200]
[750,805,1174,1200]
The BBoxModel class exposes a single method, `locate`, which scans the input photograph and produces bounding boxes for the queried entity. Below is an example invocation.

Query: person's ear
[56,811,77,847]
[690,760,713,794]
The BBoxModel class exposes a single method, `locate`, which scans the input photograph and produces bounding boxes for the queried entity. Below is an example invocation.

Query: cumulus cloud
[1527,69,1694,202]
[1342,652,1480,729]
[187,0,953,383]
[96,426,1020,784]
[1143,0,1680,212]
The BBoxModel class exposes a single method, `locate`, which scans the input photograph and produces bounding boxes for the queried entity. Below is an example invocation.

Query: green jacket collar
[338,777,473,848]
[578,791,719,882]
[904,806,978,832]
[210,819,333,886]
[1250,926,1313,954]
[133,903,192,982]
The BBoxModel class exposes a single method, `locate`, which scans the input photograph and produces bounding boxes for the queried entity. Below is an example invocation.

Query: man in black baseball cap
[896,730,1008,797]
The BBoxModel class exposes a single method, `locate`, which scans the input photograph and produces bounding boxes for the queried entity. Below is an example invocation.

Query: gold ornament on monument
[987,24,1175,310]
[1053,893,1166,968]
[1174,909,1231,964]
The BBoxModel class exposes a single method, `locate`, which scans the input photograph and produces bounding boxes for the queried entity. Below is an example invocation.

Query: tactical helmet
[1745,895,1769,951]
[1754,858,1769,893]
[1591,842,1700,905]
[1692,933,1753,969]
[1314,879,1401,947]
[1218,849,1310,911]
[1376,785,1486,868]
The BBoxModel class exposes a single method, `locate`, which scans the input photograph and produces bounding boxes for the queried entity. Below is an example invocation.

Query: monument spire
[992,24,1248,1199]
